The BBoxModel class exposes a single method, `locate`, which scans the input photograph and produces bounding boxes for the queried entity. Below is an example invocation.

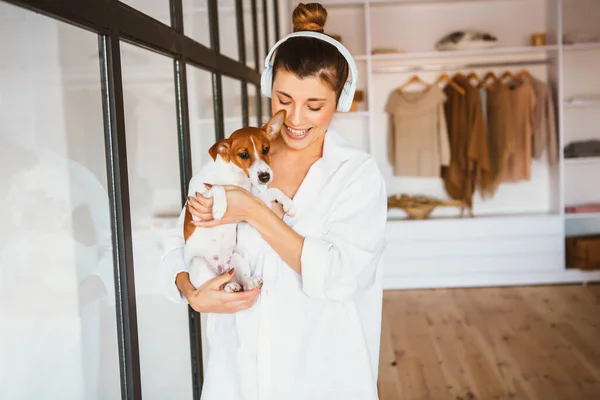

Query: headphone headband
[260,31,358,113]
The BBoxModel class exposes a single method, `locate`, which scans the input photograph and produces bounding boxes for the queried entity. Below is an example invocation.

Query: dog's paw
[245,276,263,290]
[212,204,226,221]
[224,282,242,293]
[282,202,296,217]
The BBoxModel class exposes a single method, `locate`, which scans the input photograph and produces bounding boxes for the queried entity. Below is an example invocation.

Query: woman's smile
[284,124,312,140]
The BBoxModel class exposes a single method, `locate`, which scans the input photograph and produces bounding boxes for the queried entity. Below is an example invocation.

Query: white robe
[161,128,388,400]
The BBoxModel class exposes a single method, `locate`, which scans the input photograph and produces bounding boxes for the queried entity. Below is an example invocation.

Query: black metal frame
[2,0,278,398]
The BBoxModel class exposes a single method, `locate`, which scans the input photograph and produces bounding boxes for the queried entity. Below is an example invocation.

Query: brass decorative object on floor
[387,193,471,219]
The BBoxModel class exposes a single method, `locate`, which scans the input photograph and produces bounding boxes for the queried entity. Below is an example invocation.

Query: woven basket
[387,194,468,220]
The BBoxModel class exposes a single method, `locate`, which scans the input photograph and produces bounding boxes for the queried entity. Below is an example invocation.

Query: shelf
[564,156,600,165]
[564,96,600,108]
[565,212,600,220]
[370,45,557,62]
[563,42,600,52]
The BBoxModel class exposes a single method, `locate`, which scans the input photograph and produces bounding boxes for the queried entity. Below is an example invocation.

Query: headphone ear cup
[337,81,355,112]
[261,66,273,98]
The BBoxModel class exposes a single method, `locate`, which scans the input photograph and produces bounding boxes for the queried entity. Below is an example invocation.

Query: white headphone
[260,31,358,113]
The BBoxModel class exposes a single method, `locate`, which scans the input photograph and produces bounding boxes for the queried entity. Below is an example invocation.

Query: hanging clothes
[502,79,537,182]
[486,81,516,193]
[441,74,493,209]
[385,85,451,177]
[525,76,559,164]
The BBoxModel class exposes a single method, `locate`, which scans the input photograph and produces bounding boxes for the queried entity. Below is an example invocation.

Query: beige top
[385,86,451,177]
[527,76,559,164]
[502,79,537,182]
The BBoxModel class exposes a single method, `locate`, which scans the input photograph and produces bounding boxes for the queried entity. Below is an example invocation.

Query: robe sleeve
[160,205,189,304]
[159,174,209,304]
[300,158,388,302]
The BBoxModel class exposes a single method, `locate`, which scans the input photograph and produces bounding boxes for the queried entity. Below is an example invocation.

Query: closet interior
[286,0,600,289]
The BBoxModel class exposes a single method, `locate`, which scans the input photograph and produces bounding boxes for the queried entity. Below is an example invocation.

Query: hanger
[478,71,499,89]
[396,74,431,93]
[467,71,481,86]
[435,73,465,95]
[517,69,534,80]
[500,70,519,82]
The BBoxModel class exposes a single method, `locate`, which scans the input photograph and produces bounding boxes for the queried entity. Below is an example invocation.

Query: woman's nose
[288,105,303,126]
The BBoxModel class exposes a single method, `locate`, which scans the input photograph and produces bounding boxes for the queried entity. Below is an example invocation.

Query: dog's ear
[208,139,231,161]
[261,109,286,140]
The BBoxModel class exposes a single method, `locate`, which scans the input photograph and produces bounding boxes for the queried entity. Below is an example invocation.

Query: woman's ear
[262,109,286,140]
[208,139,231,161]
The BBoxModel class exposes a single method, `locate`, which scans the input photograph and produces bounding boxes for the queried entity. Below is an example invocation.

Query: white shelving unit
[282,0,600,288]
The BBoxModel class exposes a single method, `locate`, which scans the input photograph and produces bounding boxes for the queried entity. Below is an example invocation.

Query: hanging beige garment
[526,76,559,164]
[385,85,450,177]
[486,82,516,193]
[502,79,537,182]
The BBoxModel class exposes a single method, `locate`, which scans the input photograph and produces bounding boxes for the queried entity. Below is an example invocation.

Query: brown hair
[271,3,350,101]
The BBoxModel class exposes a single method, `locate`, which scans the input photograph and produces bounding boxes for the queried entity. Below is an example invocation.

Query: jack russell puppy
[183,109,294,293]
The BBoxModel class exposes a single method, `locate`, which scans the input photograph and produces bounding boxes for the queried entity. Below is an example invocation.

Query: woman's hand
[177,269,260,314]
[187,185,264,228]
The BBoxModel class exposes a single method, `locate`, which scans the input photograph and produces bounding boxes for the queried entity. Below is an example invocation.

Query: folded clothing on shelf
[435,30,497,51]
[565,202,600,214]
[564,139,600,158]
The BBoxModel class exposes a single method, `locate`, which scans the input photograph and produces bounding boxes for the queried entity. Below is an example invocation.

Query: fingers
[187,194,214,220]
[210,269,235,288]
[220,288,260,303]
[221,289,261,312]
[188,192,213,208]
[190,219,221,228]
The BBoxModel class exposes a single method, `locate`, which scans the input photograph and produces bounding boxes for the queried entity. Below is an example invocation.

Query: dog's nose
[258,172,271,183]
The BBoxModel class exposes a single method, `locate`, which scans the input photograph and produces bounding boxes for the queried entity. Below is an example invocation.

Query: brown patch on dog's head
[208,139,231,162]
[206,110,286,179]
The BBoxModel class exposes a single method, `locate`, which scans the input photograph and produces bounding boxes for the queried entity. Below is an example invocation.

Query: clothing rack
[372,59,550,74]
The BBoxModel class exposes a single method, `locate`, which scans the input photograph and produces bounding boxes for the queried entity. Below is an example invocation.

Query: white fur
[184,139,295,292]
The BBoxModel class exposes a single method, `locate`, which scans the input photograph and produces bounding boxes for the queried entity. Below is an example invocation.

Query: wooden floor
[378,284,600,400]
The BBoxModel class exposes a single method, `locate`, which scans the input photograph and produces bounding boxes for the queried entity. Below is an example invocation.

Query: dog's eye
[262,146,269,155]
[238,151,250,159]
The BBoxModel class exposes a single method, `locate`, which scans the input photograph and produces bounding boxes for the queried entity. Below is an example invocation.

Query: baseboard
[382,269,600,290]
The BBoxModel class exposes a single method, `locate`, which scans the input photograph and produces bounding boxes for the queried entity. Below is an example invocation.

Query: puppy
[183,109,295,293]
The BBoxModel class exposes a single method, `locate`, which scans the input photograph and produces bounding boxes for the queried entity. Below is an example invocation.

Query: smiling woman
[162,2,388,400]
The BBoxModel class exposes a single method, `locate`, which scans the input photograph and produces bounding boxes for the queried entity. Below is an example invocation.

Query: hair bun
[292,3,327,33]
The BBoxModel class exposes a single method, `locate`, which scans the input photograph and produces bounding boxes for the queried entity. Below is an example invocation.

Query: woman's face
[271,69,337,152]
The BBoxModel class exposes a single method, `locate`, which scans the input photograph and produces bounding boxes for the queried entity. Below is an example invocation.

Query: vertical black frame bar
[169,0,204,398]
[235,0,249,127]
[98,32,143,400]
[262,0,270,56]
[208,0,225,140]
[251,0,263,122]
[273,0,280,41]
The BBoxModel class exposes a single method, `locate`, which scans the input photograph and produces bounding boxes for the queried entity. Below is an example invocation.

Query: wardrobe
[283,0,600,289]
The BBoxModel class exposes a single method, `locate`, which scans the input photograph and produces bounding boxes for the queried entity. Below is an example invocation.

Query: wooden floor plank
[378,284,600,400]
